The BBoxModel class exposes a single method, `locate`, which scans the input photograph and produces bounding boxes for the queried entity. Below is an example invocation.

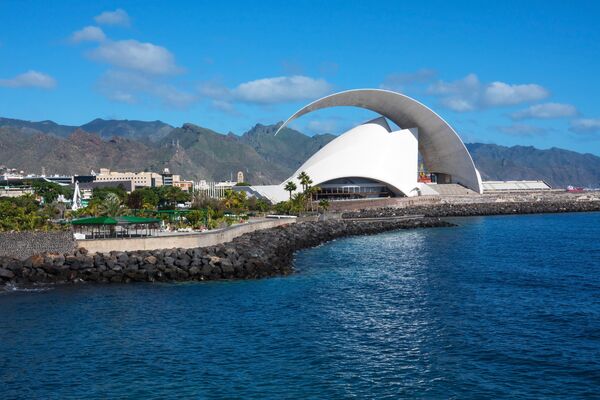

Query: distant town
[1,165,244,205]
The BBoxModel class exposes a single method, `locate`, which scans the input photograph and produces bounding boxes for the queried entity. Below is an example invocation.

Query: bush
[0,196,64,231]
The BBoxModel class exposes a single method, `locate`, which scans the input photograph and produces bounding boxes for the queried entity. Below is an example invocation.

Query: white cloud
[0,70,56,89]
[483,82,549,106]
[441,97,477,112]
[569,118,600,134]
[427,73,481,111]
[200,75,332,105]
[89,40,181,75]
[234,76,332,104]
[70,26,106,43]
[497,123,550,137]
[427,73,550,112]
[94,9,130,27]
[98,70,195,108]
[511,103,578,120]
[380,68,437,91]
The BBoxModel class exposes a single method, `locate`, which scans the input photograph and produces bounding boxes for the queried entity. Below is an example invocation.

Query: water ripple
[1,213,600,399]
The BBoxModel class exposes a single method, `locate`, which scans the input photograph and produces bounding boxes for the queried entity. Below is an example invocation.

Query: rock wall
[342,200,600,219]
[0,231,76,259]
[0,218,452,287]
[327,191,600,212]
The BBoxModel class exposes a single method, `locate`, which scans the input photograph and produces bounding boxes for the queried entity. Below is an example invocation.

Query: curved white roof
[276,89,482,193]
[288,120,420,197]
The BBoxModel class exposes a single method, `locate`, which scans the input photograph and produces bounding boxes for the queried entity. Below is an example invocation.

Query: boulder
[0,268,14,279]
[144,255,157,265]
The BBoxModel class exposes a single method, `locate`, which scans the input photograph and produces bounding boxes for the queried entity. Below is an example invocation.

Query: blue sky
[1,0,600,154]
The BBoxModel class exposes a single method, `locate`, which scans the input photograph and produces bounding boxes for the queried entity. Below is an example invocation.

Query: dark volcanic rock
[0,268,15,279]
[341,200,600,219]
[0,218,452,288]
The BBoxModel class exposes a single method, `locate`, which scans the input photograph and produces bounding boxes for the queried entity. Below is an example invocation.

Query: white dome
[285,119,419,198]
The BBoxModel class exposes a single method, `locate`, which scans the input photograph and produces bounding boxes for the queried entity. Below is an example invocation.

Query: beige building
[93,168,195,192]
[173,179,194,192]
[95,168,164,189]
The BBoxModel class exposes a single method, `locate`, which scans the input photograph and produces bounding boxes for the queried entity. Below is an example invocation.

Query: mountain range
[1,116,599,188]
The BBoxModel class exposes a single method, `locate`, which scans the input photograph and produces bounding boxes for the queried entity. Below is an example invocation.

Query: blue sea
[1,213,600,399]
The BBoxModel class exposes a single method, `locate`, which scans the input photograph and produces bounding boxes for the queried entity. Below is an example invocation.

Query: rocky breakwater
[342,199,600,219]
[0,218,452,288]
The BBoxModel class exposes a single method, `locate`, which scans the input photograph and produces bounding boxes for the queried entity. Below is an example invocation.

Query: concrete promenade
[76,218,296,253]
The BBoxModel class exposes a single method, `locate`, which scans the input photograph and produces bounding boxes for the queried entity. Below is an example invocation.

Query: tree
[304,185,318,211]
[92,186,127,202]
[98,192,127,216]
[191,189,221,211]
[274,201,292,215]
[186,209,206,228]
[0,195,63,232]
[297,171,313,193]
[222,189,247,211]
[255,199,270,212]
[247,197,270,212]
[318,199,330,212]
[126,188,159,210]
[288,192,307,214]
[284,181,297,200]
[28,180,66,204]
[156,186,191,209]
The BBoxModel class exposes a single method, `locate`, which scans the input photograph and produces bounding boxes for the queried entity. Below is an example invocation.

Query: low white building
[194,180,237,199]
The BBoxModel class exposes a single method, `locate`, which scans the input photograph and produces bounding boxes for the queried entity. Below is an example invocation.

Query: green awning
[117,216,161,224]
[71,216,161,225]
[71,216,118,225]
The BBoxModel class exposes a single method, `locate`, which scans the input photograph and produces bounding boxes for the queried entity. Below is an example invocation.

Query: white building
[250,89,483,203]
[194,180,237,199]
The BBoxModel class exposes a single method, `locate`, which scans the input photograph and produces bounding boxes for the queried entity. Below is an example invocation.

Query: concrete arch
[275,89,482,193]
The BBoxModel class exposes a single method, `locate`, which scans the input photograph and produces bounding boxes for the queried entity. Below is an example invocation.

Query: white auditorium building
[248,89,547,203]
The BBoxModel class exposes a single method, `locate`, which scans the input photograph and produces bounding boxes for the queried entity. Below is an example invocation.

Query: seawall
[77,218,295,253]
[0,231,76,259]
[0,218,452,287]
[327,191,600,212]
[341,199,600,219]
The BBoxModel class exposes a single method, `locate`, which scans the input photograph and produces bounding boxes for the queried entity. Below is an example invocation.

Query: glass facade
[312,177,398,201]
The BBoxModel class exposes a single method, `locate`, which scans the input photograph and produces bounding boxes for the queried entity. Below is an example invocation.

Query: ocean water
[1,213,600,399]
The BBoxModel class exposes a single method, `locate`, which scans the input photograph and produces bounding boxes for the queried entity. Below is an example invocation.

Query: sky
[1,0,600,154]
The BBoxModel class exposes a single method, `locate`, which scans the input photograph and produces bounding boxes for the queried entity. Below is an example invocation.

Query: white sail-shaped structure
[71,181,82,211]
[249,89,482,203]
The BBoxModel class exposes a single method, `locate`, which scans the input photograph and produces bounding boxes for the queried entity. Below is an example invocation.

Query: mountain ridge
[1,117,598,188]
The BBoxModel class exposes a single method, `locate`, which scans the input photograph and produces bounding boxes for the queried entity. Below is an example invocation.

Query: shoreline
[2,198,600,290]
[0,218,452,289]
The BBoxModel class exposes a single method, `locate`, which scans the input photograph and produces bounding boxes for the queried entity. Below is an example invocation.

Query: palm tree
[297,171,312,193]
[284,181,297,200]
[319,199,330,212]
[98,193,126,216]
[223,189,237,209]
[302,185,317,211]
